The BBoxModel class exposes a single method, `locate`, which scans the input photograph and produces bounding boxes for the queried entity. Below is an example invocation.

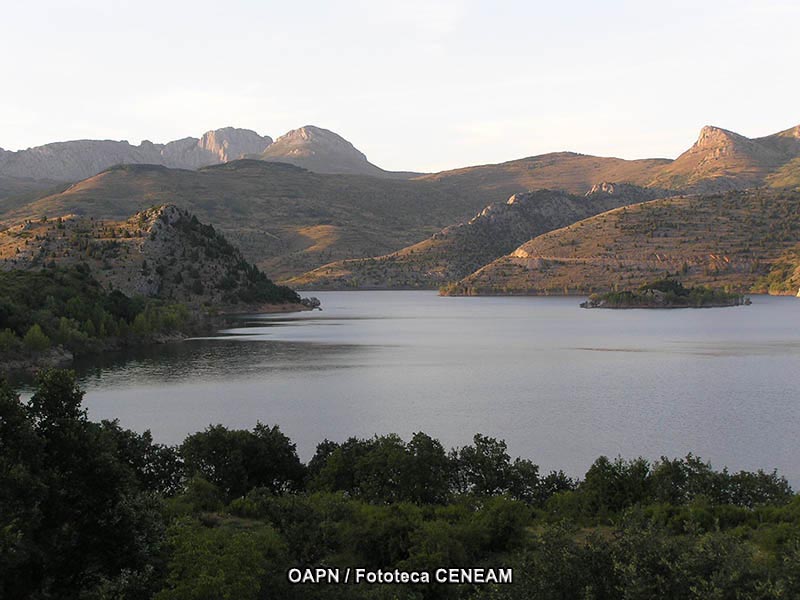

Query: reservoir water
[67,291,800,484]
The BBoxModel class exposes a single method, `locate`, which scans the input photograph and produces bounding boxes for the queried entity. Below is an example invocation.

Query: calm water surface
[63,292,800,483]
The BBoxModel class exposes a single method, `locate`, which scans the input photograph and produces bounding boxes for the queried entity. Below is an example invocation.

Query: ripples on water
[26,291,800,485]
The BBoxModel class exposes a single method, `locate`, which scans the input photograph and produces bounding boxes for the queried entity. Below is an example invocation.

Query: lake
[65,291,800,484]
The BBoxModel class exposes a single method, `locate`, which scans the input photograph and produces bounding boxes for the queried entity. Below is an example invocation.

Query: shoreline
[0,301,314,377]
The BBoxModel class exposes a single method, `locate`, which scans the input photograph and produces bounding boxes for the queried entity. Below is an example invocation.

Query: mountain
[258,125,419,178]
[757,124,800,156]
[0,161,493,281]
[443,189,800,296]
[289,183,673,289]
[649,125,800,192]
[0,128,273,181]
[0,204,299,308]
[415,152,671,196]
[4,121,800,289]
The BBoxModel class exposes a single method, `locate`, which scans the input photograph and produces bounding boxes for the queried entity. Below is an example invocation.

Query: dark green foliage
[586,278,747,308]
[0,370,174,599]
[1,371,799,599]
[0,266,189,361]
[181,423,306,500]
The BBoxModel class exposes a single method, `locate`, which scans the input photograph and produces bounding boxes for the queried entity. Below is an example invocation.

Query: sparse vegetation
[451,189,800,296]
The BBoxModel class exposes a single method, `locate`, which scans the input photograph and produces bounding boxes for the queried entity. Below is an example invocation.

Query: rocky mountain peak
[0,128,273,182]
[196,127,272,162]
[267,126,368,160]
[693,125,748,151]
[259,125,388,176]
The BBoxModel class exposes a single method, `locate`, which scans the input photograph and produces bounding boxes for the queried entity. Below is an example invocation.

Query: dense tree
[181,423,306,500]
[0,370,168,599]
[2,371,799,600]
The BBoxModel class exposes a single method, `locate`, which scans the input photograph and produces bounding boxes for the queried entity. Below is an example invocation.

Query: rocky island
[580,279,750,309]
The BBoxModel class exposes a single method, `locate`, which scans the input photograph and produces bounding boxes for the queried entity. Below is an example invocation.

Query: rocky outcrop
[649,125,799,192]
[585,181,672,202]
[0,128,273,181]
[0,205,301,308]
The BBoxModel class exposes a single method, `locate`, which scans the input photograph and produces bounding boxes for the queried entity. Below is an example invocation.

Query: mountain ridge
[289,183,674,289]
[442,189,800,296]
[0,127,273,181]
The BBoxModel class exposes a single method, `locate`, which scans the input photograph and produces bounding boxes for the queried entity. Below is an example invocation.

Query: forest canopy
[1,370,798,599]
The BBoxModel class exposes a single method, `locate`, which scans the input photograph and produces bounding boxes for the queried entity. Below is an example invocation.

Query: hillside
[0,205,300,309]
[289,184,672,289]
[0,161,495,281]
[258,125,419,178]
[444,189,800,296]
[4,122,800,289]
[414,151,672,196]
[0,128,273,181]
[754,245,800,295]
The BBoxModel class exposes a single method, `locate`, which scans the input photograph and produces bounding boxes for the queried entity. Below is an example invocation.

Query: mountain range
[1,120,799,295]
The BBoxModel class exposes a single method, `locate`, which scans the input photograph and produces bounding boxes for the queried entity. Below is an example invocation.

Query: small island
[580,279,750,309]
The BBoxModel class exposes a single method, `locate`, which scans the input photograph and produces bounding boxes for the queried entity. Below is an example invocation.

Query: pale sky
[1,0,798,172]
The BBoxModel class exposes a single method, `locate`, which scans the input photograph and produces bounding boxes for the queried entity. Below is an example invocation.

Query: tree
[452,434,515,496]
[1,370,168,599]
[156,520,287,600]
[23,323,51,352]
[181,423,305,500]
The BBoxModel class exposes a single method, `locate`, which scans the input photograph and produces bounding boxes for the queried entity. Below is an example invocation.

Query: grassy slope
[0,155,674,283]
[288,187,667,289]
[447,189,800,295]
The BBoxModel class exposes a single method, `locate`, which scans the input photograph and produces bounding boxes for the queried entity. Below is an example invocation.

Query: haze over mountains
[0,124,416,185]
[1,120,799,295]
[0,128,273,182]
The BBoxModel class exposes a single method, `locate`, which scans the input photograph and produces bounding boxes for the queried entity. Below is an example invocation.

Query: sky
[1,0,799,172]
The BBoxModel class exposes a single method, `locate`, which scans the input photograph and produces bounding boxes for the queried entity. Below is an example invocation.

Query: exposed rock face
[585,181,672,202]
[0,128,273,181]
[259,125,400,177]
[160,127,273,169]
[649,125,799,192]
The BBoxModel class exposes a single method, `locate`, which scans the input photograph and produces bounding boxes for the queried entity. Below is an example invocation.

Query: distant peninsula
[580,279,750,309]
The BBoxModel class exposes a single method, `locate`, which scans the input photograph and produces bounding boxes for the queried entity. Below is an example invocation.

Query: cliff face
[649,125,800,192]
[0,205,299,308]
[0,128,273,181]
